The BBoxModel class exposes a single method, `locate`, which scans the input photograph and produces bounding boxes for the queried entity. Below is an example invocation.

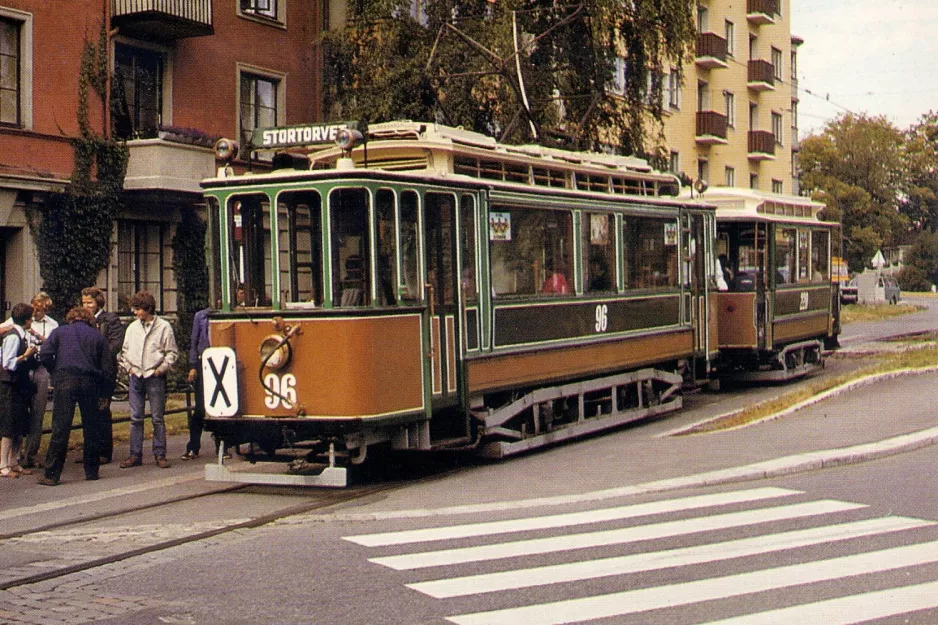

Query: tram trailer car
[705,189,841,382]
[199,121,725,487]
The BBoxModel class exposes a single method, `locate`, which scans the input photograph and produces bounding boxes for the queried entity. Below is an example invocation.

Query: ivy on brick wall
[171,204,210,356]
[26,25,128,319]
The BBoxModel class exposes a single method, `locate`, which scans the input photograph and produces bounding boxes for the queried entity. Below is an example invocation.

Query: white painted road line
[410,516,933,598]
[698,580,938,625]
[370,499,866,570]
[445,539,938,625]
[345,487,801,547]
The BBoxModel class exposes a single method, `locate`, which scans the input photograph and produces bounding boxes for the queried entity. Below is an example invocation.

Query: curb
[663,365,938,436]
[286,422,938,524]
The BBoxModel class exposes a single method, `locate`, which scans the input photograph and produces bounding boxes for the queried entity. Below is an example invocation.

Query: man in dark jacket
[81,286,124,464]
[38,306,113,485]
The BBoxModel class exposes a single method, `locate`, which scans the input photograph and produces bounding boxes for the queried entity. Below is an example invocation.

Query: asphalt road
[2,297,938,624]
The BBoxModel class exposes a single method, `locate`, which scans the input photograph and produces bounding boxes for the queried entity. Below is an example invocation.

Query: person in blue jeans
[181,307,210,460]
[117,291,178,469]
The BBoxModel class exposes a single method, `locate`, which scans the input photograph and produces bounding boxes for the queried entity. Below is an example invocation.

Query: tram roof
[203,121,688,204]
[688,188,834,226]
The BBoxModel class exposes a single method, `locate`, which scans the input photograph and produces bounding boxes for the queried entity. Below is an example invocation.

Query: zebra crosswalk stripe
[344,487,801,547]
[370,499,865,570]
[409,515,933,598]
[444,539,938,625]
[697,579,938,624]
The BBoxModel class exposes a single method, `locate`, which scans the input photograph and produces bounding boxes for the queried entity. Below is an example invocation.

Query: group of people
[0,287,204,486]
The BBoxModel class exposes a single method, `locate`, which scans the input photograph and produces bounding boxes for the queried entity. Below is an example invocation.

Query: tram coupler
[204,440,347,487]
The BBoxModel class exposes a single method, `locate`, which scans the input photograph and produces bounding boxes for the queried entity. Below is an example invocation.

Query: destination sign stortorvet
[253,123,349,149]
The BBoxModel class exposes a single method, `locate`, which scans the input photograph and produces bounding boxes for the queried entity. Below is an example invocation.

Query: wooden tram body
[706,189,840,381]
[199,121,721,486]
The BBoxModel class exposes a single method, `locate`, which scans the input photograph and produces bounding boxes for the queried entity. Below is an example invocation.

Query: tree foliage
[799,113,908,273]
[27,26,128,319]
[321,0,695,159]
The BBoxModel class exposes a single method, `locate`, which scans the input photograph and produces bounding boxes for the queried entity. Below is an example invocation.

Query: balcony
[695,33,729,70]
[748,130,776,161]
[748,60,776,91]
[112,0,213,40]
[747,0,778,25]
[696,111,729,145]
[124,136,216,194]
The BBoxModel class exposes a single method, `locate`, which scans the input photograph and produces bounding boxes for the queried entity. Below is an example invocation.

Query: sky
[791,1,938,137]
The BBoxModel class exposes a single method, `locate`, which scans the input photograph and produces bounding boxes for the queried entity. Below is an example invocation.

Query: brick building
[0,0,323,315]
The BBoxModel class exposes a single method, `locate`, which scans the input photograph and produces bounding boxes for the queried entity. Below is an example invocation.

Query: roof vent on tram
[272,152,311,171]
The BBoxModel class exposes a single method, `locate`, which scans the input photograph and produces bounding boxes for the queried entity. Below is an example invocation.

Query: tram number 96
[594,304,609,333]
[799,291,809,311]
[264,373,297,410]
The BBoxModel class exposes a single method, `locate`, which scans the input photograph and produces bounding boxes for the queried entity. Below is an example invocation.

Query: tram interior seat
[339,255,364,306]
[732,271,756,292]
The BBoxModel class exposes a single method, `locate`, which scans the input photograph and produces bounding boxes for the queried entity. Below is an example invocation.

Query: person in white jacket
[117,291,178,469]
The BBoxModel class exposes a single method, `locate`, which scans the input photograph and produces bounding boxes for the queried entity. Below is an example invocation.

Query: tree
[901,111,938,232]
[320,0,696,159]
[799,113,908,273]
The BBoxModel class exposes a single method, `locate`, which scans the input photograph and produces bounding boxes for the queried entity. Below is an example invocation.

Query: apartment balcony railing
[695,32,729,70]
[748,130,776,160]
[112,0,213,40]
[748,60,776,91]
[696,111,729,145]
[747,0,779,25]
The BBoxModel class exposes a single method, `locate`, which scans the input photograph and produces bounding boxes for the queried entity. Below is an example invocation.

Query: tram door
[424,193,460,403]
[683,212,710,354]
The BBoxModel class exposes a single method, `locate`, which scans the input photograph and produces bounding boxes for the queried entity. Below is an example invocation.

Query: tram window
[775,228,796,285]
[623,217,679,290]
[812,230,830,282]
[329,188,371,307]
[798,230,811,282]
[277,191,323,305]
[400,191,421,303]
[206,196,223,309]
[376,189,398,306]
[460,195,478,304]
[227,194,273,307]
[489,206,573,297]
[584,212,616,293]
[425,193,457,306]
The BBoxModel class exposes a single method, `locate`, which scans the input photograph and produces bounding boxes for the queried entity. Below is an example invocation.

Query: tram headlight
[260,334,292,371]
[214,138,240,163]
[335,128,363,152]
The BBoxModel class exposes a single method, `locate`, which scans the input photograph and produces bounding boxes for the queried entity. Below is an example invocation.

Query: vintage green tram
[199,121,718,486]
[705,189,840,381]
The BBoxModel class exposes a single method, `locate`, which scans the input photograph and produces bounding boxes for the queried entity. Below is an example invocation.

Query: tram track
[0,479,406,591]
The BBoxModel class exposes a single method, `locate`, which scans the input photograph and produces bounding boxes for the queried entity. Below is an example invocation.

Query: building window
[668,71,681,110]
[697,159,709,185]
[113,44,163,139]
[772,179,784,194]
[724,166,735,187]
[697,81,710,111]
[240,0,278,20]
[669,151,680,175]
[771,47,783,81]
[0,9,31,128]
[697,6,708,32]
[117,220,169,313]
[750,173,759,190]
[240,70,281,147]
[724,91,735,127]
[611,56,626,96]
[0,17,20,125]
[724,20,735,57]
[772,112,784,145]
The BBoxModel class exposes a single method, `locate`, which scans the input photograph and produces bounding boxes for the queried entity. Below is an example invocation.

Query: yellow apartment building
[660,0,801,195]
